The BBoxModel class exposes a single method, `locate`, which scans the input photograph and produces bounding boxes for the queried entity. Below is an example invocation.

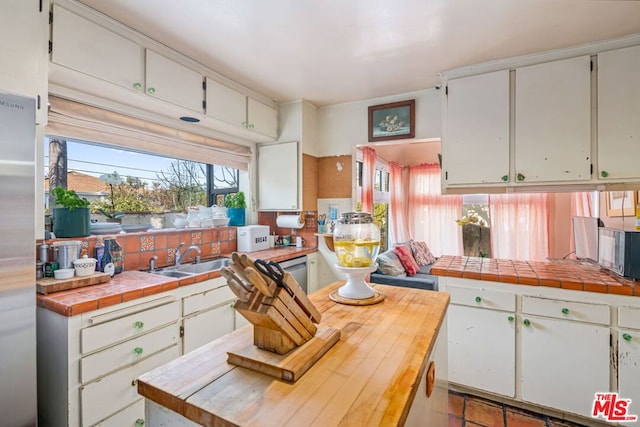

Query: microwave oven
[598,228,640,281]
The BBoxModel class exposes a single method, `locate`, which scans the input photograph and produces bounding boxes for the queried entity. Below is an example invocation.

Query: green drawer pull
[147,87,156,94]
[508,316,515,322]
[132,82,142,90]
[475,296,482,303]
[134,347,143,356]
[134,321,144,329]
[516,173,526,182]
[131,379,138,387]
[623,333,633,342]
[135,419,145,427]
[600,170,609,178]
[523,319,531,327]
[501,175,509,182]
[561,308,570,315]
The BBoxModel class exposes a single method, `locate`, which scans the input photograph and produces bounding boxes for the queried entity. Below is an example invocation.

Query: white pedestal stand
[335,264,378,299]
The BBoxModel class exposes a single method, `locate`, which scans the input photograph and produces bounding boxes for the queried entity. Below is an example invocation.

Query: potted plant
[51,187,91,237]
[225,191,246,226]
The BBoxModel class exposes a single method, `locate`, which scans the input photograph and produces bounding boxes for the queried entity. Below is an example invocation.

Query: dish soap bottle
[109,238,124,274]
[94,237,104,272]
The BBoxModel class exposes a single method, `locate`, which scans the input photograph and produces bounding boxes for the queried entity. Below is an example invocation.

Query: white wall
[315,88,442,157]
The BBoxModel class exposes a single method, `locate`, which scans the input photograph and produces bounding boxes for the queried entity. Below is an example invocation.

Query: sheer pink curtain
[569,192,596,255]
[407,163,463,256]
[389,162,410,244]
[489,193,550,261]
[361,147,376,214]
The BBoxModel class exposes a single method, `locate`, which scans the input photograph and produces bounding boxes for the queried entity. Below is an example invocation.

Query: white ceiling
[78,0,640,107]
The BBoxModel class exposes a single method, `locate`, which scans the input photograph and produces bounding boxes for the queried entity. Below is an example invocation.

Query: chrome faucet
[174,243,201,266]
[149,255,158,273]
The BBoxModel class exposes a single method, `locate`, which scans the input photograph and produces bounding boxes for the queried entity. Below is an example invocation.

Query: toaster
[237,225,270,252]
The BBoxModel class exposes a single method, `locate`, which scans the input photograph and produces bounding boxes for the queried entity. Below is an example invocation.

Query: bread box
[237,225,270,252]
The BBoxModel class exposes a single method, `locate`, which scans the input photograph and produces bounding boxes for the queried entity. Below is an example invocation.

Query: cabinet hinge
[49,10,53,24]
[202,80,207,90]
[445,86,448,96]
[48,40,52,54]
[202,100,206,110]
[179,325,184,338]
[590,163,593,175]
[37,95,41,110]
[590,60,593,72]
[39,0,43,12]
[445,171,448,180]
[610,333,613,346]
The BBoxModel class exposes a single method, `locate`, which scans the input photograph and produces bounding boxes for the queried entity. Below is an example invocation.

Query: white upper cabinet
[257,141,299,210]
[514,56,592,183]
[444,70,510,186]
[206,78,278,139]
[51,4,143,92]
[597,45,640,180]
[145,50,203,112]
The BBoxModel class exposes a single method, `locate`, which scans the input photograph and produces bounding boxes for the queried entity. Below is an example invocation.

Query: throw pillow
[394,244,420,276]
[376,249,407,276]
[409,240,436,266]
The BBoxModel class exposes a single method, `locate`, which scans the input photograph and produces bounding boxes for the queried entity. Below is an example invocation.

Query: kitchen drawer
[81,300,180,354]
[619,306,640,330]
[447,284,515,311]
[183,284,235,316]
[94,398,144,427]
[81,322,180,383]
[522,296,609,325]
[81,344,180,426]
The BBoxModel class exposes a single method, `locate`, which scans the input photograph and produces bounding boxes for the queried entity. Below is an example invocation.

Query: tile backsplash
[257,211,318,248]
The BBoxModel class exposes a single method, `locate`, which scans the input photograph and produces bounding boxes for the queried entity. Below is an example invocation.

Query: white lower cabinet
[447,285,516,397]
[94,399,145,427]
[182,280,237,354]
[618,306,640,413]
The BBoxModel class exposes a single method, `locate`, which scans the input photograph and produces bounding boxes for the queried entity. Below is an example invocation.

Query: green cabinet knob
[623,333,633,342]
[516,173,525,182]
[147,87,156,94]
[501,175,509,182]
[600,170,609,178]
[508,316,515,322]
[523,319,531,327]
[135,419,145,427]
[132,82,142,90]
[134,321,144,329]
[248,123,255,129]
[241,121,248,127]
[561,308,570,315]
[131,379,138,387]
[134,347,143,356]
[475,296,482,303]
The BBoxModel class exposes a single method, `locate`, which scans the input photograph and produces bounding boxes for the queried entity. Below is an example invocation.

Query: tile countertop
[37,247,318,317]
[431,255,639,297]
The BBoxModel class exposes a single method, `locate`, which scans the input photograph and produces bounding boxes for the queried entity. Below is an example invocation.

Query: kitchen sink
[148,257,229,277]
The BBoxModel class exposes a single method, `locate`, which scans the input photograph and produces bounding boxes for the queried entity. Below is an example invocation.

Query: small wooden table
[138,282,450,426]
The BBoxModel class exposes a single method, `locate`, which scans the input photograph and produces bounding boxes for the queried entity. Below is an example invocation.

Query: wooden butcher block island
[137,281,450,427]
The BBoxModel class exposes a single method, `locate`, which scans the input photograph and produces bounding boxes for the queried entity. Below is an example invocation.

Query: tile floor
[448,391,588,427]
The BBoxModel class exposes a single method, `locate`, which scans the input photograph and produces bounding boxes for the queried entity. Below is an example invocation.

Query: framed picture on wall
[368,99,415,142]
[605,191,637,217]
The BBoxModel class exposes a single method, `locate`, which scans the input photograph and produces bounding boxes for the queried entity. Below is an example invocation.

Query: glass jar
[333,212,380,268]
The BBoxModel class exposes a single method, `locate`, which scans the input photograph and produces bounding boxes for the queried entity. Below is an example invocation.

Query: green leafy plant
[224,191,246,209]
[51,187,90,211]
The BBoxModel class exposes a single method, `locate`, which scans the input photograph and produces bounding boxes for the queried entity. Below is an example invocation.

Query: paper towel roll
[276,215,304,229]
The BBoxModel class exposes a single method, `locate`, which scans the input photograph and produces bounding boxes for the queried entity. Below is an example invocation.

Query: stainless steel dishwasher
[278,256,308,293]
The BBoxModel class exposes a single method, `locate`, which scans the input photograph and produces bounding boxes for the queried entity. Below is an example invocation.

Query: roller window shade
[45,96,252,170]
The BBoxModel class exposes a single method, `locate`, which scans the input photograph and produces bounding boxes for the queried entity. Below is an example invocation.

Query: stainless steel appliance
[598,227,640,280]
[279,256,308,293]
[0,92,37,426]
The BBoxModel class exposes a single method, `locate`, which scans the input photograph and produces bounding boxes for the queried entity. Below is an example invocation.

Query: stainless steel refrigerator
[0,92,37,426]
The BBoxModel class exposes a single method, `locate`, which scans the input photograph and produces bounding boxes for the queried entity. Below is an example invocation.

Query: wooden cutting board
[36,272,111,294]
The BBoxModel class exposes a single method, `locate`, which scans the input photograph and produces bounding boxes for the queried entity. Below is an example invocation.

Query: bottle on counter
[39,243,49,264]
[101,239,114,276]
[108,238,123,274]
[94,237,105,272]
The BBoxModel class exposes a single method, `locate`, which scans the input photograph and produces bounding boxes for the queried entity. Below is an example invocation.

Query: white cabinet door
[205,78,246,126]
[183,303,235,353]
[618,329,640,414]
[145,50,203,112]
[521,315,609,418]
[257,141,299,210]
[598,45,640,181]
[515,56,591,183]
[248,97,278,138]
[444,70,510,185]
[51,4,143,93]
[448,304,515,397]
